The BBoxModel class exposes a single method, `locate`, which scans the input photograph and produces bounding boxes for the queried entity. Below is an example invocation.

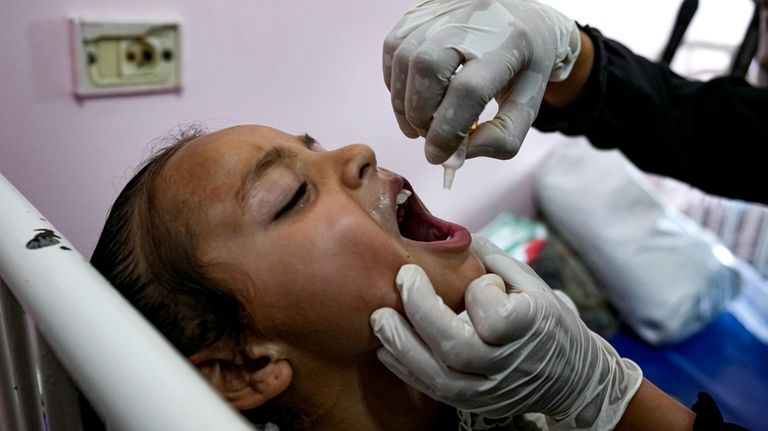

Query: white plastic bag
[534,140,741,345]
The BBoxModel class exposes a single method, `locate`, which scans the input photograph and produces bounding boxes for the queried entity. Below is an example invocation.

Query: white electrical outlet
[70,14,182,98]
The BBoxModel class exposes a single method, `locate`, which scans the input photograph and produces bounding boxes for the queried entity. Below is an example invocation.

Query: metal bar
[2,277,85,431]
[730,1,760,77]
[0,281,32,431]
[0,279,48,431]
[660,0,699,65]
[0,172,253,431]
[31,326,85,431]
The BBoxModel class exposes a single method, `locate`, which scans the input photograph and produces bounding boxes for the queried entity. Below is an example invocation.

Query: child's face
[155,125,484,360]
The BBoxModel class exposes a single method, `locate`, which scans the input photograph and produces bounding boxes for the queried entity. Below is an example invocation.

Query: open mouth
[394,179,471,252]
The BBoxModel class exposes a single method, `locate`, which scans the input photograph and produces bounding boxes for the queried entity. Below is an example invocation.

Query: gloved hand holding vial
[383,0,581,172]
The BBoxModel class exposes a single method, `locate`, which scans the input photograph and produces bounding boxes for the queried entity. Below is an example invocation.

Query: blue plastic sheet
[608,312,768,430]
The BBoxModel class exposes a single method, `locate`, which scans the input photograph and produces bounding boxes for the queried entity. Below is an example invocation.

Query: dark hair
[90,125,249,356]
[88,126,308,429]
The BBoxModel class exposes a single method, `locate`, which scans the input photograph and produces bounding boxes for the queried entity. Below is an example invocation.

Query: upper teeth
[396,189,412,205]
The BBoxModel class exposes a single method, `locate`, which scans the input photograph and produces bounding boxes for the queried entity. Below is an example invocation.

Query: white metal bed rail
[0,172,253,430]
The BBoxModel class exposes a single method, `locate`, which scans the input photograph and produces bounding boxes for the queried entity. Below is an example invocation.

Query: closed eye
[274,182,308,220]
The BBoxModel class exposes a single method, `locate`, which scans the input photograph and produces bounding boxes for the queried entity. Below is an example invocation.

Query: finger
[396,264,469,337]
[552,289,579,316]
[382,29,398,91]
[482,254,548,295]
[465,69,548,160]
[370,307,478,399]
[471,235,543,289]
[465,274,534,344]
[404,28,464,133]
[471,234,506,260]
[424,56,518,164]
[370,307,413,353]
[390,32,426,138]
[395,108,421,139]
[396,264,496,373]
[382,11,421,91]
[503,254,541,279]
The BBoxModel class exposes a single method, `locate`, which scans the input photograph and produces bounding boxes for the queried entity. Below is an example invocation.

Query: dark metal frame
[659,0,761,77]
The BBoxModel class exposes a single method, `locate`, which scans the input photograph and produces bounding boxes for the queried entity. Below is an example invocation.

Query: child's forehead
[183,125,303,159]
[155,125,304,207]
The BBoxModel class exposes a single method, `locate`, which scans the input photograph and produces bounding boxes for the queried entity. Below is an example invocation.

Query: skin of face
[155,125,485,364]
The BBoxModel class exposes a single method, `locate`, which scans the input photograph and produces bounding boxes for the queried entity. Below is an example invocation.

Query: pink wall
[1,0,554,255]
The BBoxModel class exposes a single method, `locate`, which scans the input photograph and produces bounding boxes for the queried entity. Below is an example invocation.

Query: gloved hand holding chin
[370,235,643,430]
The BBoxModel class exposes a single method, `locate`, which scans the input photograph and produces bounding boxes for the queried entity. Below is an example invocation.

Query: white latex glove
[383,0,581,164]
[370,236,643,430]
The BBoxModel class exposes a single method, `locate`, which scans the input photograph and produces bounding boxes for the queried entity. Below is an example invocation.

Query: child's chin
[447,254,487,311]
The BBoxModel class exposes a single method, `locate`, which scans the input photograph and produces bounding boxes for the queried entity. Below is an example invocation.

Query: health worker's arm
[537,26,768,205]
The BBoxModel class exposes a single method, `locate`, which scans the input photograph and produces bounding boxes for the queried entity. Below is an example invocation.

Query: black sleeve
[533,25,768,205]
[691,392,751,430]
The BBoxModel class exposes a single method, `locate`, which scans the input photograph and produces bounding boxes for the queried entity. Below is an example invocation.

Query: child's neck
[299,353,452,431]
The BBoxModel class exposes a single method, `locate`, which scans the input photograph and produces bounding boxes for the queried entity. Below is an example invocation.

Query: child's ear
[189,342,293,411]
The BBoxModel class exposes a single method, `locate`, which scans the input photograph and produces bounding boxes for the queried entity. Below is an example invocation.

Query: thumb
[465,274,534,344]
[470,234,506,260]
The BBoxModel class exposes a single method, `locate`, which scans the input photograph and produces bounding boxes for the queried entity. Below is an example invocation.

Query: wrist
[615,379,695,431]
[543,30,595,108]
[551,336,644,430]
